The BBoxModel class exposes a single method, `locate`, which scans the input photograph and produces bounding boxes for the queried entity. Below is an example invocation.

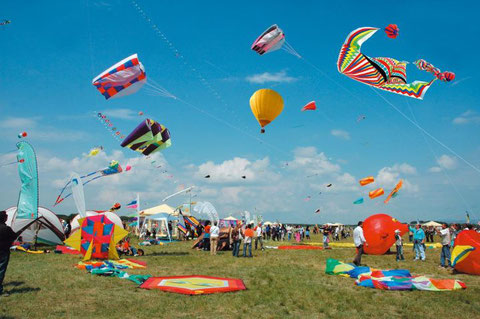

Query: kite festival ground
[1,234,479,319]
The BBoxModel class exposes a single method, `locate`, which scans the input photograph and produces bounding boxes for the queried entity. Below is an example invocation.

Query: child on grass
[395,229,404,261]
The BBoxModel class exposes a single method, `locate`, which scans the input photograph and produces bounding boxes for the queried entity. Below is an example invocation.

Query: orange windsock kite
[384,180,403,204]
[369,188,384,199]
[359,176,374,186]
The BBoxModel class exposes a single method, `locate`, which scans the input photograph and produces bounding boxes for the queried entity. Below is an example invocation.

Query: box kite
[121,119,171,156]
[64,214,128,261]
[140,275,246,295]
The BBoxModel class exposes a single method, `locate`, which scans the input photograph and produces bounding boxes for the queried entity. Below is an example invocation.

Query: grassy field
[1,234,479,319]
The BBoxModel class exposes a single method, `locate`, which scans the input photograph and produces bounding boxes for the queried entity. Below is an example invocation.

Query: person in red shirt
[243,225,254,257]
[203,222,211,251]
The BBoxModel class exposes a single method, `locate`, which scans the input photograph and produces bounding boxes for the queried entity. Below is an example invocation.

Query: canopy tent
[219,216,240,227]
[6,206,65,245]
[263,221,274,226]
[143,213,177,241]
[140,204,175,216]
[423,221,442,227]
[324,223,344,227]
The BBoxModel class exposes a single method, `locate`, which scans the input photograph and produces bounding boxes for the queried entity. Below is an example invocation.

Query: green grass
[1,234,479,319]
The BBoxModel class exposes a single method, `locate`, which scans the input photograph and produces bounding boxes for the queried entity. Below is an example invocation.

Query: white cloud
[330,129,350,140]
[376,163,419,193]
[452,110,480,125]
[429,154,457,172]
[245,70,297,84]
[289,147,341,176]
[0,117,38,129]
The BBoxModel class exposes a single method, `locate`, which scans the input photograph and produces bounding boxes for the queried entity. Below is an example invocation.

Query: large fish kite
[337,27,454,99]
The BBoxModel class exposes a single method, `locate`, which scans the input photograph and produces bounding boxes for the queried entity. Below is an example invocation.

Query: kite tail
[414,59,455,82]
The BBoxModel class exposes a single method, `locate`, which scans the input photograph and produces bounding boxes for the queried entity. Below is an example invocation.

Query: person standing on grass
[203,221,211,252]
[254,223,264,251]
[409,224,426,261]
[394,229,404,261]
[305,226,311,240]
[231,225,241,257]
[243,224,254,257]
[437,223,451,268]
[323,228,330,249]
[353,221,367,266]
[209,222,219,255]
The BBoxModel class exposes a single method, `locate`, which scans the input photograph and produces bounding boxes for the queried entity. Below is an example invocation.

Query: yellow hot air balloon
[249,89,284,133]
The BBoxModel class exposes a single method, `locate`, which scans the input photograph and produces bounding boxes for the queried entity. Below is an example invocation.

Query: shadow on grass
[146,252,190,257]
[4,281,40,295]
[4,281,24,287]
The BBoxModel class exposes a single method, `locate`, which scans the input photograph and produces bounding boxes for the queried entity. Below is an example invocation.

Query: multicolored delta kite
[121,119,171,156]
[337,27,454,99]
[54,160,124,206]
[64,214,128,261]
[140,275,246,295]
[92,54,146,100]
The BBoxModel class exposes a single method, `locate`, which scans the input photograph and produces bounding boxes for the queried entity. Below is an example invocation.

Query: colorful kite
[384,24,399,39]
[359,176,374,186]
[87,146,103,157]
[369,188,384,199]
[18,132,27,139]
[64,214,128,261]
[353,198,364,204]
[356,115,366,122]
[384,180,403,204]
[96,112,126,140]
[0,20,11,26]
[363,214,408,255]
[451,230,480,275]
[92,54,146,100]
[250,89,284,133]
[337,27,454,99]
[54,160,124,206]
[140,275,246,295]
[121,119,171,156]
[71,172,86,218]
[16,141,39,219]
[301,101,316,111]
[251,25,285,55]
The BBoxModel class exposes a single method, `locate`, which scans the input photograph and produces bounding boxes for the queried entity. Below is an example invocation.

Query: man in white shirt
[210,222,220,255]
[254,223,265,251]
[353,221,367,266]
[437,223,451,268]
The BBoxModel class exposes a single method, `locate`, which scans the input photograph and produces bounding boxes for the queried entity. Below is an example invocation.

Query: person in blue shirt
[409,224,426,261]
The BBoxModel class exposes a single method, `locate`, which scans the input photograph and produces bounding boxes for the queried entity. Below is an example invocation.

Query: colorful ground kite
[250,89,284,133]
[368,188,384,199]
[76,259,146,270]
[140,275,246,295]
[384,180,403,204]
[326,258,466,291]
[301,101,316,111]
[363,214,408,255]
[337,27,454,99]
[121,119,171,156]
[276,245,324,250]
[64,214,128,261]
[359,176,374,186]
[452,230,480,275]
[16,141,39,219]
[384,24,399,39]
[54,160,124,206]
[92,54,146,100]
[251,25,285,55]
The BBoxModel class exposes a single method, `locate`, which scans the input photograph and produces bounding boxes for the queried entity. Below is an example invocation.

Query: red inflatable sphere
[453,230,480,275]
[363,213,408,255]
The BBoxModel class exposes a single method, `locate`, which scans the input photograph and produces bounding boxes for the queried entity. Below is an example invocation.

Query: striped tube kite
[384,180,403,204]
[337,27,453,99]
[92,54,146,100]
[368,188,384,199]
[359,176,374,186]
[251,25,285,55]
[121,119,171,156]
[64,214,128,261]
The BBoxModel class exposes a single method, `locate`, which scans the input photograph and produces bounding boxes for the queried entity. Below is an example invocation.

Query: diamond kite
[140,275,246,295]
[121,119,171,156]
[92,54,146,100]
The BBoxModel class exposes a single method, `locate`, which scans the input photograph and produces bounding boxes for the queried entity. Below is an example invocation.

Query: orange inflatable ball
[363,214,408,255]
[452,230,480,275]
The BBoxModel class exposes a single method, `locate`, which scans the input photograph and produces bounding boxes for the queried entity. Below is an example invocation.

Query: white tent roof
[6,206,65,245]
[423,221,442,227]
[223,216,239,221]
[263,221,273,225]
[140,204,175,216]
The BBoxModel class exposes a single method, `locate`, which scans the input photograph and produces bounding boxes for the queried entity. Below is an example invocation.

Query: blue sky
[0,0,479,224]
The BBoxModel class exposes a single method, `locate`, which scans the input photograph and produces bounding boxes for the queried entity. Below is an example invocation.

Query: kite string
[405,100,473,215]
[371,87,480,175]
